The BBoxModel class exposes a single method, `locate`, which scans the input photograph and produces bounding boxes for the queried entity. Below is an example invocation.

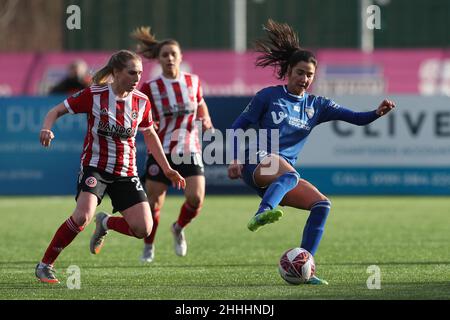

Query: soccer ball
[278,247,315,284]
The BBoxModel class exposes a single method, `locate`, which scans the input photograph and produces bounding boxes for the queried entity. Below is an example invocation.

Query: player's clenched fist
[376,99,396,116]
[228,161,243,179]
[40,129,55,147]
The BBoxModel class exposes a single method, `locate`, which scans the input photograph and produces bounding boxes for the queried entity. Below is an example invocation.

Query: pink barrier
[0,53,36,95]
[1,49,450,96]
[315,49,450,95]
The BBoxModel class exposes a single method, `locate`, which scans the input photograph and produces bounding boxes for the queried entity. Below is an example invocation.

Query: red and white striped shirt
[64,84,153,177]
[140,72,203,154]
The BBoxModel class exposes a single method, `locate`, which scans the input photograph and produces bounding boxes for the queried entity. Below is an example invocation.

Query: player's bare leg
[171,175,205,257]
[141,180,167,263]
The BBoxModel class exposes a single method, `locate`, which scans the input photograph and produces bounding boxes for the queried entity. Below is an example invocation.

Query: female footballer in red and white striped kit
[133,27,214,262]
[35,50,185,283]
[141,72,203,156]
[66,83,149,177]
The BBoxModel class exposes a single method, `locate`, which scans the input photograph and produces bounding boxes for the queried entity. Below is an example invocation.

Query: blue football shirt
[237,85,378,166]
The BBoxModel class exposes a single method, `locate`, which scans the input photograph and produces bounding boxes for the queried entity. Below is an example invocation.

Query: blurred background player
[35,50,185,283]
[132,26,214,263]
[227,20,395,285]
[49,59,91,95]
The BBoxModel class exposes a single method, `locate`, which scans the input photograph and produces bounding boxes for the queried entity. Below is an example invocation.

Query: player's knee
[132,232,145,239]
[186,195,203,209]
[128,219,153,239]
[322,198,331,206]
[72,210,94,228]
[309,198,331,211]
[133,226,151,239]
[142,220,153,238]
[72,216,89,228]
[286,170,300,180]
[149,200,163,212]
[277,171,300,188]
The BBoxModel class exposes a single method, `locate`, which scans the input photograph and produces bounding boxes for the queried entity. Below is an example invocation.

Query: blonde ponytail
[92,65,113,85]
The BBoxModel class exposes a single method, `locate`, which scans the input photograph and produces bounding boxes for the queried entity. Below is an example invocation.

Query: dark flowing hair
[131,26,180,60]
[92,50,141,85]
[254,19,317,80]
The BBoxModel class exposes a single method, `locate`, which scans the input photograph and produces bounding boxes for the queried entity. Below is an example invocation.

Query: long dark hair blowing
[131,26,180,60]
[254,19,317,80]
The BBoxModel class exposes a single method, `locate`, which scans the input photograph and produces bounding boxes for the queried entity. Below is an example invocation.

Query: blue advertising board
[0,96,250,195]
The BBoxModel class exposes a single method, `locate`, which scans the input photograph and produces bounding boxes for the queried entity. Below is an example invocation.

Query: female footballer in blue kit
[227,20,395,285]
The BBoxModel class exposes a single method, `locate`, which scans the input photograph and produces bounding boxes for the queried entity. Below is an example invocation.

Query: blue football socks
[256,171,300,214]
[301,200,331,256]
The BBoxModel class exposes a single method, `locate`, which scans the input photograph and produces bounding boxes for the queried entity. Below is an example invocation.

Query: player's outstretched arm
[322,98,397,126]
[144,126,186,190]
[40,103,69,147]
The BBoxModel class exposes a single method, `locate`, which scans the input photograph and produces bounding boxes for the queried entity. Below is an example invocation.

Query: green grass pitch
[0,195,449,300]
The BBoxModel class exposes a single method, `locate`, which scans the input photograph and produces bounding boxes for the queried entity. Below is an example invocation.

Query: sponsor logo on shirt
[288,118,311,130]
[97,121,136,139]
[271,111,288,124]
[162,103,194,117]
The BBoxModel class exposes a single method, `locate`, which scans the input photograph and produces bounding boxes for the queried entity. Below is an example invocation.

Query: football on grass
[278,247,315,284]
